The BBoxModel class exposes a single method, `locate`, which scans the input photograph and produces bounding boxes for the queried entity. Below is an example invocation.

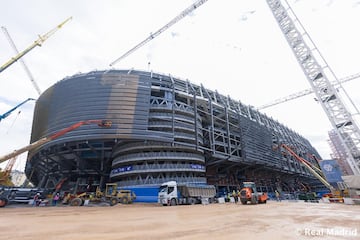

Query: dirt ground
[0,200,359,240]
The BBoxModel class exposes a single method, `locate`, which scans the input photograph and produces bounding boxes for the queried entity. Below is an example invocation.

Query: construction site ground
[1,200,359,240]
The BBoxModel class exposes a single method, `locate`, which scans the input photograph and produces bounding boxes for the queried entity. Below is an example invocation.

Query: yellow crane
[2,26,41,95]
[0,156,17,186]
[0,17,72,74]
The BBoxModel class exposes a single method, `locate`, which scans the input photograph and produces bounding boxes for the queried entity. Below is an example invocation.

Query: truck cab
[158,181,178,206]
[158,181,216,206]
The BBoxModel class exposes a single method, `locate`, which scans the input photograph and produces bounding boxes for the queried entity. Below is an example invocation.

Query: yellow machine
[63,183,136,206]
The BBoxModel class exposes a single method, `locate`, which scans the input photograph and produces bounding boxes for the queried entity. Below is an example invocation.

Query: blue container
[123,186,160,203]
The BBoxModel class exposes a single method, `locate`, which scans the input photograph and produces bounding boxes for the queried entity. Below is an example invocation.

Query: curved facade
[26,70,324,195]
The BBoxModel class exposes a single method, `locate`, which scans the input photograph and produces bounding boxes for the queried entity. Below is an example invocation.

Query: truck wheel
[70,198,83,206]
[251,196,258,204]
[120,197,128,204]
[240,199,247,205]
[110,197,118,206]
[0,197,8,207]
[190,198,196,205]
[170,198,177,206]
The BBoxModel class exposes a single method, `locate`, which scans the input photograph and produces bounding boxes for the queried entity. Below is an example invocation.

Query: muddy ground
[0,200,359,240]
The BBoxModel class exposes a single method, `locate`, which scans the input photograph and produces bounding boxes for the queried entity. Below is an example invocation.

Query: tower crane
[258,72,360,110]
[1,27,41,95]
[0,17,72,74]
[266,0,360,175]
[0,98,35,122]
[109,0,208,66]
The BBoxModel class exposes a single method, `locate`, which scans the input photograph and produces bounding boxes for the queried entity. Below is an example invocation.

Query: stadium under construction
[25,69,325,201]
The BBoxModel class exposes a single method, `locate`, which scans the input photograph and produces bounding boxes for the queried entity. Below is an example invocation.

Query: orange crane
[0,17,72,73]
[0,119,111,207]
[0,119,112,165]
[280,144,335,192]
[280,144,348,202]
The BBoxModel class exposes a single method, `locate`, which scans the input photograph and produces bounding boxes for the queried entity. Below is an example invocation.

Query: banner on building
[319,160,343,183]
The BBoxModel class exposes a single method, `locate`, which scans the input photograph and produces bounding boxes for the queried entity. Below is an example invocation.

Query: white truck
[158,181,216,206]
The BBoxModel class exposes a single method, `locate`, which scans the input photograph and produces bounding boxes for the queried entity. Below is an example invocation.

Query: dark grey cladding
[26,69,324,191]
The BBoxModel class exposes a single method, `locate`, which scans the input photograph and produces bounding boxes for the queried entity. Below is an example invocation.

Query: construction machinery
[109,0,208,66]
[239,182,268,204]
[280,144,346,202]
[0,156,17,186]
[266,0,360,176]
[0,119,112,207]
[54,178,68,192]
[0,119,112,164]
[158,181,216,206]
[2,26,42,95]
[0,98,35,122]
[281,144,334,191]
[111,0,360,177]
[258,72,360,110]
[0,98,36,187]
[62,183,136,206]
[0,17,72,73]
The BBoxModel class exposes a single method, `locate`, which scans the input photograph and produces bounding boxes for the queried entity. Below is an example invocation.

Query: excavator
[0,119,112,207]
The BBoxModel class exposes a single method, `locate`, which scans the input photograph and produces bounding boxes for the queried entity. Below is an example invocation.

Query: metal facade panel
[26,70,324,191]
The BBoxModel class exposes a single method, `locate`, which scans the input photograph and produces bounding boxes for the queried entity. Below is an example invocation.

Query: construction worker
[33,193,41,206]
[275,190,281,202]
[232,190,238,203]
[52,192,60,206]
[237,190,241,203]
[227,192,231,202]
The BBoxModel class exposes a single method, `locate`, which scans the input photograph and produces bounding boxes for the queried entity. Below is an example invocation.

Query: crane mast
[266,0,360,175]
[1,27,41,95]
[110,0,208,66]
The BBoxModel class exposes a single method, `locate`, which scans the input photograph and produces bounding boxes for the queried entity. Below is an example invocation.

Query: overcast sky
[1,0,360,171]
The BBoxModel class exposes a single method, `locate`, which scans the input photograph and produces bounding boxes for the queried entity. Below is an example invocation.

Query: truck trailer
[158,181,216,206]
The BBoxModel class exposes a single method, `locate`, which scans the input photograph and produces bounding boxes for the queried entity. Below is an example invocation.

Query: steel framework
[266,0,360,175]
[27,70,324,192]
